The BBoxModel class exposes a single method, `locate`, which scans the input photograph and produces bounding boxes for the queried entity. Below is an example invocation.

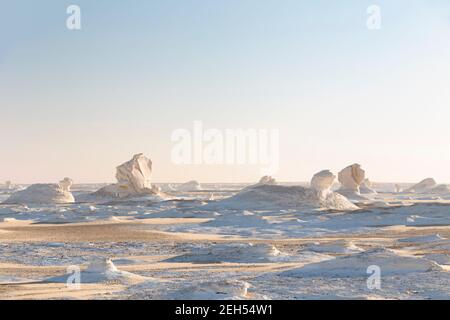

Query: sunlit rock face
[3,182,75,204]
[93,153,160,198]
[310,170,358,210]
[311,170,335,196]
[407,178,437,193]
[116,154,152,192]
[338,164,366,193]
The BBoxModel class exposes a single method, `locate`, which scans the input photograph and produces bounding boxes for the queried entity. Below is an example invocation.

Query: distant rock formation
[45,257,147,284]
[59,177,73,192]
[3,181,75,204]
[360,179,377,194]
[310,170,335,197]
[243,176,277,191]
[395,184,403,193]
[337,164,369,200]
[431,184,450,194]
[338,164,365,193]
[93,153,161,199]
[159,184,176,192]
[257,176,277,186]
[406,178,437,193]
[177,180,202,192]
[4,181,12,190]
[215,170,357,211]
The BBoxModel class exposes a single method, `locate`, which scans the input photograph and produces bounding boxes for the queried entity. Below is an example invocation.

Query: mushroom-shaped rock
[93,154,160,199]
[407,178,437,193]
[338,164,365,193]
[3,182,75,204]
[310,170,335,196]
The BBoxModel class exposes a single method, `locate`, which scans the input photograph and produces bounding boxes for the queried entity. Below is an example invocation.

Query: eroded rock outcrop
[45,257,147,284]
[59,177,73,192]
[360,178,377,194]
[310,170,335,197]
[336,164,369,200]
[338,164,365,192]
[257,176,277,186]
[215,170,357,211]
[243,175,277,191]
[177,180,202,192]
[406,178,437,193]
[3,181,75,204]
[93,153,161,199]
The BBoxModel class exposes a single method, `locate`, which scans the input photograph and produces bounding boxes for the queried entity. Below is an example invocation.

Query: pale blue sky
[1,1,450,183]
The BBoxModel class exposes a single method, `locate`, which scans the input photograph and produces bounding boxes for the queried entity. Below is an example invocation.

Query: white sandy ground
[1,183,450,299]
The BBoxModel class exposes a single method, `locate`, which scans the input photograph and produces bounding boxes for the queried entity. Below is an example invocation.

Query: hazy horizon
[2,1,450,184]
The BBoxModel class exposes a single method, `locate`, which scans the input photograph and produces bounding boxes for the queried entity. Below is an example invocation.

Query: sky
[1,0,450,184]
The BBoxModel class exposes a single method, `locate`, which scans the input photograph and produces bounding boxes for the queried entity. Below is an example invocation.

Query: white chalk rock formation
[45,257,147,285]
[395,184,403,193]
[336,164,368,200]
[338,164,365,192]
[360,178,377,194]
[257,175,277,186]
[3,181,75,204]
[59,177,73,192]
[242,175,277,191]
[4,181,12,190]
[93,154,161,199]
[407,178,437,193]
[116,153,152,191]
[215,170,358,211]
[177,180,202,191]
[310,170,335,196]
